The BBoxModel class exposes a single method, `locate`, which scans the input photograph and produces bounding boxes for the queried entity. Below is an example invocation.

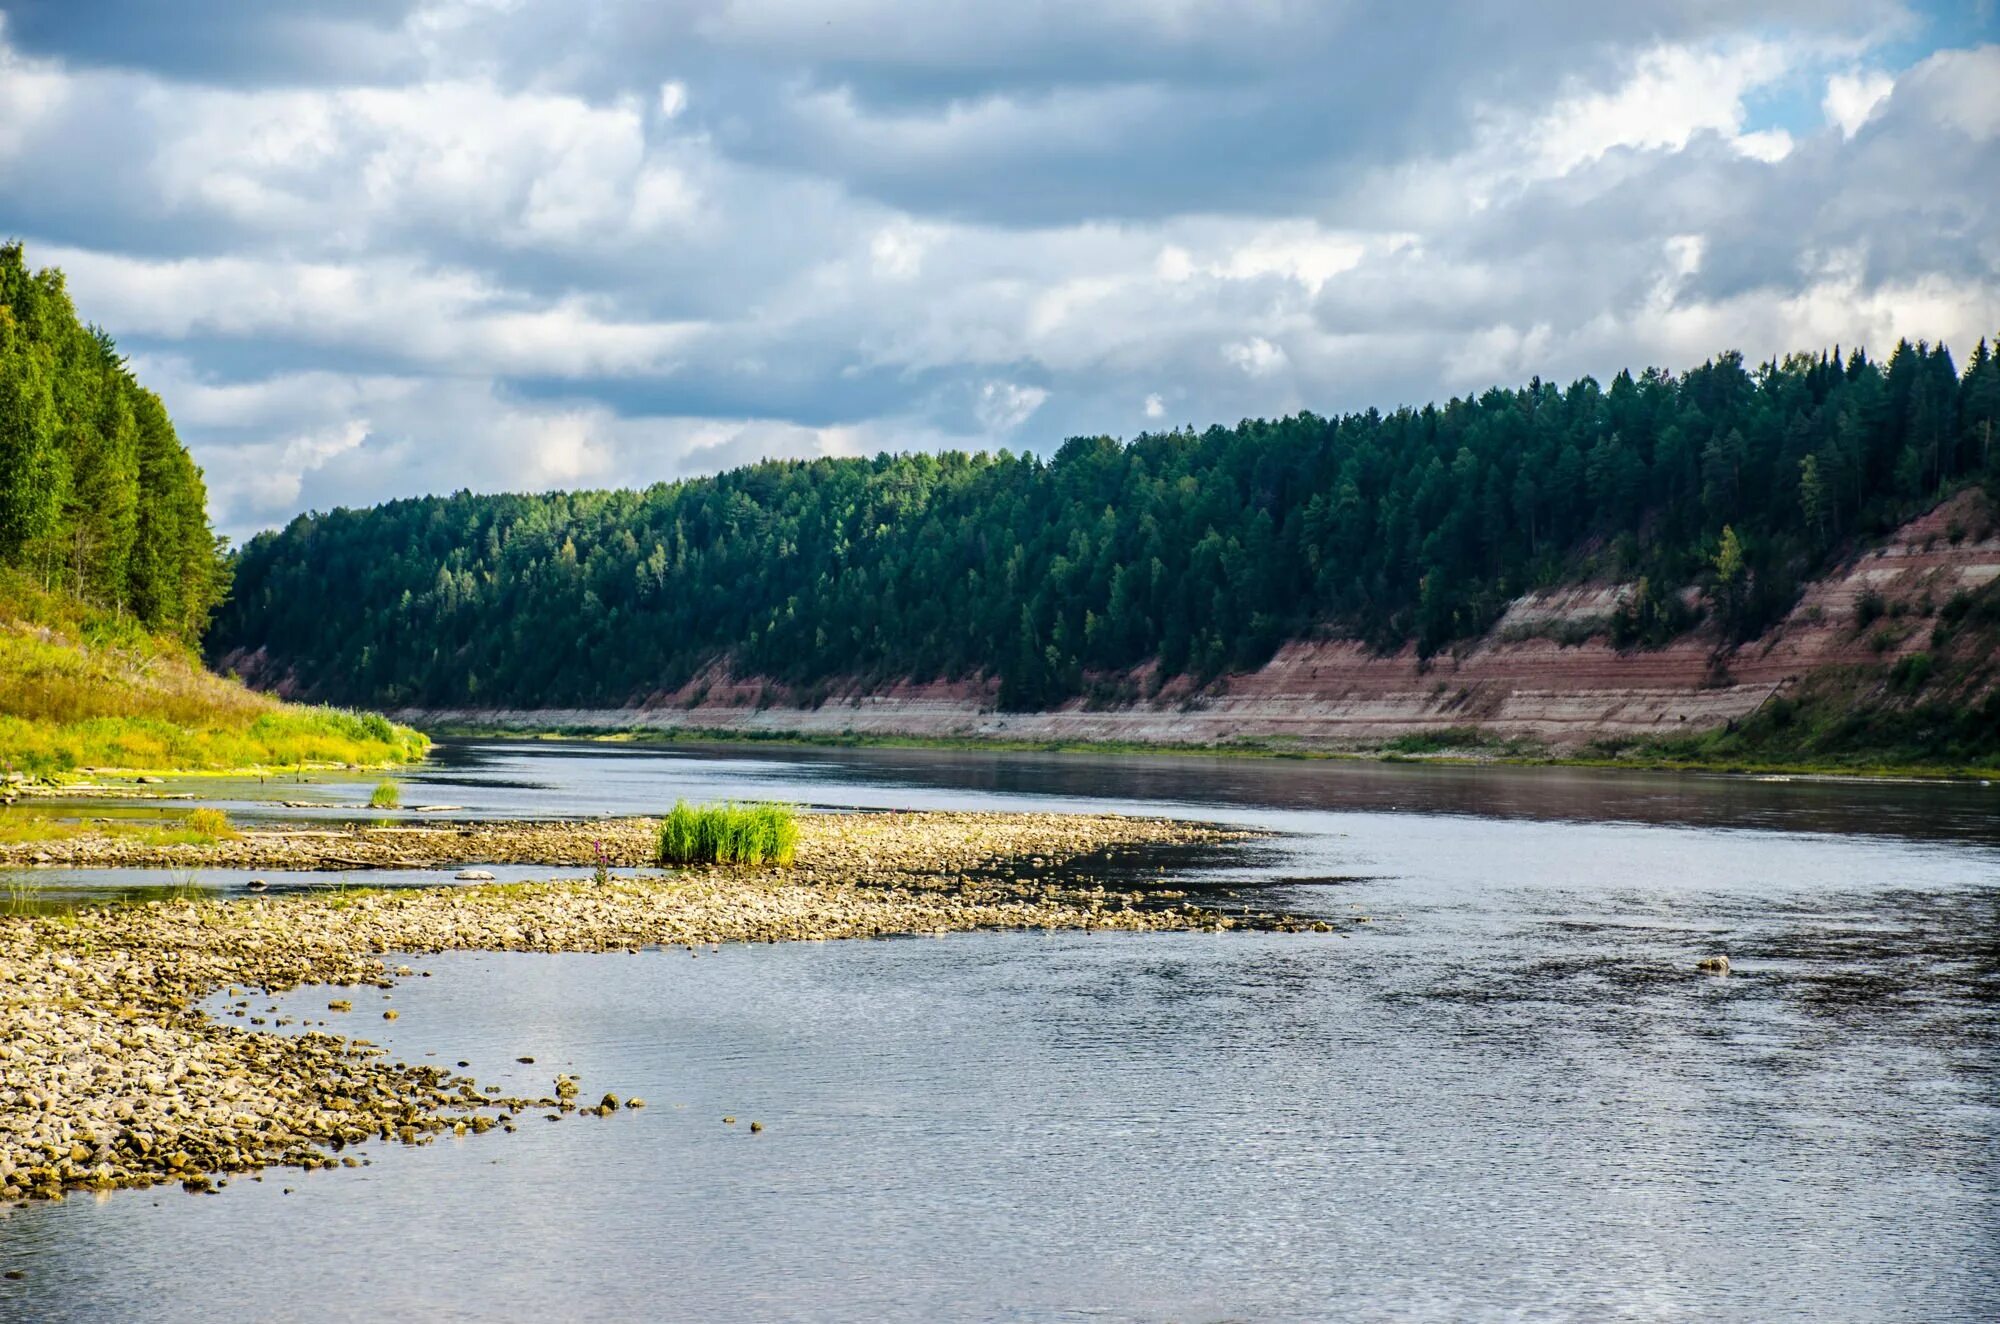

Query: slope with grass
[0,569,427,777]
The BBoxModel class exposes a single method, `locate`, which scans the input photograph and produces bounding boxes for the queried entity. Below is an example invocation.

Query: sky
[2,2,1997,541]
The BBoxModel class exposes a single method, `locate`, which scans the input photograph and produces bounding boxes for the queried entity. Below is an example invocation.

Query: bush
[187,807,236,840]
[657,800,799,867]
[1890,652,1934,694]
[369,779,401,809]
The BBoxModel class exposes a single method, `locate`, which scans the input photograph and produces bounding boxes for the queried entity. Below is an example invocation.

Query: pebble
[0,810,1267,1205]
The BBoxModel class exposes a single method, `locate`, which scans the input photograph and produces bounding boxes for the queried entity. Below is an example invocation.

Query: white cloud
[975,380,1049,432]
[43,246,706,379]
[1225,337,1288,377]
[1143,393,1165,419]
[658,80,688,118]
[1823,69,1894,137]
[869,225,929,278]
[204,420,372,526]
[1513,41,1794,182]
[1732,127,1794,162]
[0,26,70,159]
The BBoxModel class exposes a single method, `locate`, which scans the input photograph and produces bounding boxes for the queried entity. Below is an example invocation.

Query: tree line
[214,335,2000,711]
[0,243,227,643]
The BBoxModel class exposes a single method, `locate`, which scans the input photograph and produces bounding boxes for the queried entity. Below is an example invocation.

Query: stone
[455,870,496,881]
[1696,955,1731,974]
[0,808,1259,1204]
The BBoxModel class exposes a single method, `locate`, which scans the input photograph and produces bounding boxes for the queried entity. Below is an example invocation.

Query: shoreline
[0,811,1306,1205]
[415,720,2000,786]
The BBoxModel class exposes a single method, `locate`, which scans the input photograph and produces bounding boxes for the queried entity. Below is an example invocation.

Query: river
[3,741,1997,1321]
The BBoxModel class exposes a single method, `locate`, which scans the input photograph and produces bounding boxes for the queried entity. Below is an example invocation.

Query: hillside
[0,242,426,777]
[0,570,426,776]
[213,335,2000,770]
[385,489,2000,772]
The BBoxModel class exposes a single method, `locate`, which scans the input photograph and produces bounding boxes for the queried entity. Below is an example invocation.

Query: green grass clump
[657,800,799,867]
[186,806,235,841]
[369,779,401,809]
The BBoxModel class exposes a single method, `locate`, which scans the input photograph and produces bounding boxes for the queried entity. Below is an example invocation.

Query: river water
[3,741,1997,1321]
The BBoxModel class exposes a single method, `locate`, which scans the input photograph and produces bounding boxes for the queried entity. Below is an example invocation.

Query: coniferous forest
[214,335,2000,711]
[0,242,228,643]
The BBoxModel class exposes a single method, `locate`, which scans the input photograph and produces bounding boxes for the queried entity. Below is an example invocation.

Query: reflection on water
[1,742,1996,1322]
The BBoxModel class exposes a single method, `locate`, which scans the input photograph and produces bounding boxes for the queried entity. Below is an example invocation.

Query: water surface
[2,743,1995,1321]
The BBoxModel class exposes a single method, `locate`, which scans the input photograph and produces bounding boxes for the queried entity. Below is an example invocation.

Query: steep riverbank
[391,492,2000,772]
[0,811,1295,1204]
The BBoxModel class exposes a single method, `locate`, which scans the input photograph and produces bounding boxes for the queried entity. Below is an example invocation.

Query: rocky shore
[1,811,1291,1204]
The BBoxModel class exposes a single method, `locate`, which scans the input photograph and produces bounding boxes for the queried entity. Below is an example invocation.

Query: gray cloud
[0,0,420,85]
[0,2,1995,541]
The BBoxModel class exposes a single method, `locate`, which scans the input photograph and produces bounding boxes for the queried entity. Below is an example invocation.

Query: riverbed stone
[0,810,1266,1204]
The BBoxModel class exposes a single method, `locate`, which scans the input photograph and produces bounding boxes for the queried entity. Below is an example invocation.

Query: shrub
[1890,652,1934,694]
[657,800,799,867]
[369,779,401,809]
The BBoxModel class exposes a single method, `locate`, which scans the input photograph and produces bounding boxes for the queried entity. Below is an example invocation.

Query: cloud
[0,4,1994,545]
[1225,337,1288,377]
[1824,68,1896,136]
[975,380,1050,432]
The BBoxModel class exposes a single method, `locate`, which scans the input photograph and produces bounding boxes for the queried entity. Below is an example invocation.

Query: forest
[213,333,2000,712]
[0,242,227,644]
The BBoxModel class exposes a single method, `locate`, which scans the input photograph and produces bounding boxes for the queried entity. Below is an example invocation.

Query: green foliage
[213,338,2000,709]
[1609,576,1699,649]
[0,242,228,642]
[657,800,799,867]
[1889,651,1933,693]
[369,779,401,809]
[0,568,428,774]
[186,807,235,841]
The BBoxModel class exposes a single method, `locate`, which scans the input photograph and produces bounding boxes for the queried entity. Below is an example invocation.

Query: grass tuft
[657,800,799,867]
[369,779,401,809]
[186,807,236,841]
